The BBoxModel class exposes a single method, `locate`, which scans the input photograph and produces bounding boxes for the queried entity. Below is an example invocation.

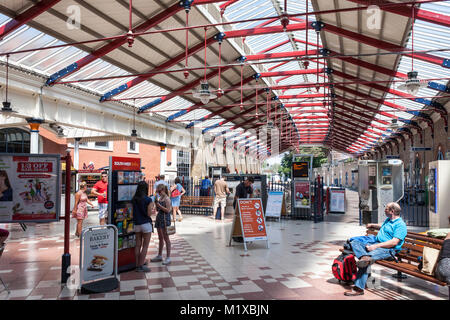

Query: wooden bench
[180,196,214,215]
[366,226,449,298]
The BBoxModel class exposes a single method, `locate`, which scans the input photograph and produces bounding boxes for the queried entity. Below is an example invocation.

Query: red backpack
[332,252,357,283]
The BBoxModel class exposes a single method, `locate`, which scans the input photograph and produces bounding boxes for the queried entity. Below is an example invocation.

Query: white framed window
[128,141,139,154]
[68,141,113,151]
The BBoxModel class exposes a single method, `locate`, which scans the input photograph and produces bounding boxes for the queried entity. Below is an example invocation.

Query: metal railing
[399,185,429,227]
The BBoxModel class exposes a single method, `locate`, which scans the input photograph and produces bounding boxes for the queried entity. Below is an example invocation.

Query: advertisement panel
[265,191,284,219]
[80,225,117,283]
[294,180,310,208]
[0,153,60,223]
[329,189,346,213]
[237,198,268,242]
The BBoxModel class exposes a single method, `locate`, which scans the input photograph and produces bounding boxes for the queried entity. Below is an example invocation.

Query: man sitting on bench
[344,202,407,296]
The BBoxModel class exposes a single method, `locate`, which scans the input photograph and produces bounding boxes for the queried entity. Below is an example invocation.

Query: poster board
[229,198,269,251]
[294,180,310,208]
[0,153,61,223]
[265,191,284,221]
[79,225,118,293]
[329,188,346,213]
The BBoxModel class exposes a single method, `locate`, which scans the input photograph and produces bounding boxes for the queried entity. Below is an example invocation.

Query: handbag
[171,188,181,198]
[165,213,176,236]
[421,246,440,275]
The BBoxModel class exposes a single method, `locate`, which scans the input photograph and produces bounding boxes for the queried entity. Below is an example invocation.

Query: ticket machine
[428,160,450,229]
[358,159,404,224]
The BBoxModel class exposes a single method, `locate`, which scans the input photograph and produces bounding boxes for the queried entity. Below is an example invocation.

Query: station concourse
[0,0,449,301]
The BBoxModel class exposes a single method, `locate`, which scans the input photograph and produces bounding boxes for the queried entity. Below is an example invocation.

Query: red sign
[111,157,141,171]
[294,181,310,208]
[238,199,267,241]
[17,162,53,173]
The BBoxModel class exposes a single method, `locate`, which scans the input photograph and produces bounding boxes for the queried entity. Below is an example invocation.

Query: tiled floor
[0,206,448,300]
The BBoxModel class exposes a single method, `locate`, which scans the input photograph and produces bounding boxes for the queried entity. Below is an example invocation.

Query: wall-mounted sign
[411,147,432,152]
[0,154,61,223]
[111,156,141,171]
[292,161,309,178]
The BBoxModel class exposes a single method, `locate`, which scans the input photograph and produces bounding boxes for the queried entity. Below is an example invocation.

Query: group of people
[70,172,187,273]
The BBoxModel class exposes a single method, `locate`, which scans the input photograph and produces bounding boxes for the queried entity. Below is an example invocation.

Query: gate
[399,185,429,227]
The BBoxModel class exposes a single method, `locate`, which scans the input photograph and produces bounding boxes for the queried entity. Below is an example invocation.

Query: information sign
[292,161,309,178]
[294,180,310,208]
[0,153,60,223]
[265,191,284,220]
[329,189,345,213]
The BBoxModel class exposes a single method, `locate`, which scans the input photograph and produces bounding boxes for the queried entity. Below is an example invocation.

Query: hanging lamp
[130,100,139,142]
[126,0,134,47]
[192,27,217,104]
[397,4,426,95]
[2,55,15,115]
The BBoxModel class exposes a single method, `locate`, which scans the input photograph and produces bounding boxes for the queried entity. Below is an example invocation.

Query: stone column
[26,118,43,154]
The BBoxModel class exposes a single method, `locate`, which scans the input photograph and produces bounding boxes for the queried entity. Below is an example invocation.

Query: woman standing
[72,182,94,237]
[150,184,172,265]
[132,181,153,273]
[170,177,185,222]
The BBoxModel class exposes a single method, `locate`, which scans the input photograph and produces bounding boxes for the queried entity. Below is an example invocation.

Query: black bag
[332,252,357,283]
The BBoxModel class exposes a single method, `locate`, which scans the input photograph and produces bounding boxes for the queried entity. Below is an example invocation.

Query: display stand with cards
[108,156,141,272]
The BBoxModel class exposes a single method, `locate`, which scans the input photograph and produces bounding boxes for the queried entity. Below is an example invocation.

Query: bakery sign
[80,225,118,285]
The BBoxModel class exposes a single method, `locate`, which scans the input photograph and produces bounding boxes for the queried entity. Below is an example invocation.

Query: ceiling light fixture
[193,27,217,104]
[1,55,16,116]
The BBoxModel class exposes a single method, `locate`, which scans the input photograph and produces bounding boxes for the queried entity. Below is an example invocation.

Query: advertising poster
[330,189,345,213]
[0,154,60,223]
[81,226,116,283]
[265,191,284,219]
[237,198,267,241]
[294,180,310,208]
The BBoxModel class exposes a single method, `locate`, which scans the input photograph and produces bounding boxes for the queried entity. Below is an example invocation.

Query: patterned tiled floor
[0,209,448,300]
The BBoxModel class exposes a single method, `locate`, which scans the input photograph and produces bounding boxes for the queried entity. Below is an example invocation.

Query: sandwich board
[228,198,269,251]
[265,191,284,221]
[79,225,119,294]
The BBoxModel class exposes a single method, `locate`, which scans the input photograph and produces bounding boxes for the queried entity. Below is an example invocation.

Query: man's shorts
[134,222,153,234]
[213,196,227,209]
[98,203,108,220]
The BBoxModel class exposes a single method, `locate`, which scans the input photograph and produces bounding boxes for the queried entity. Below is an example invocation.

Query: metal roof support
[45,0,225,86]
[279,93,327,99]
[0,0,62,40]
[347,0,450,28]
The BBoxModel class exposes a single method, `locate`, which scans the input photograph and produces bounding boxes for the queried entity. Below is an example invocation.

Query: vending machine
[108,156,142,272]
[428,160,450,229]
[358,159,404,224]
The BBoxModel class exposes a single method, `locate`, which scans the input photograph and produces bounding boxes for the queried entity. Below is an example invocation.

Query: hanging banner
[265,191,284,219]
[0,153,61,223]
[294,180,310,208]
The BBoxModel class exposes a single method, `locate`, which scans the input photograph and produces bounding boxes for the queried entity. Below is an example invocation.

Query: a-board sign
[80,225,118,293]
[294,180,310,208]
[0,153,61,223]
[229,198,269,251]
[292,161,309,178]
[329,188,345,213]
[265,191,284,219]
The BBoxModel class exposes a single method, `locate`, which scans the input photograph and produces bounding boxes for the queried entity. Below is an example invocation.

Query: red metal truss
[347,0,450,28]
[245,49,318,61]
[0,0,62,40]
[46,0,225,84]
[279,93,327,99]
[261,68,324,77]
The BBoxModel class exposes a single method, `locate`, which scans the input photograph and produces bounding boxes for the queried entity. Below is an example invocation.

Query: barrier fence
[399,185,429,227]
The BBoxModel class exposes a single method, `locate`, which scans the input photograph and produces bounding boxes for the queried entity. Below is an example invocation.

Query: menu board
[80,226,117,283]
[0,154,60,223]
[265,191,284,219]
[294,180,310,208]
[237,198,267,241]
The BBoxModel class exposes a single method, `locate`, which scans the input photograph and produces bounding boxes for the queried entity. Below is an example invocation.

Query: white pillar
[74,138,80,190]
[26,118,43,154]
[159,144,166,175]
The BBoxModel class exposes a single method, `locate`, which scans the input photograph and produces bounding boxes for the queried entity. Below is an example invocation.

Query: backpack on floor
[332,251,357,283]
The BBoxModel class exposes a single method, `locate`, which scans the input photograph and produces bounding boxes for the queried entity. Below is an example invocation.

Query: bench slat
[376,260,447,286]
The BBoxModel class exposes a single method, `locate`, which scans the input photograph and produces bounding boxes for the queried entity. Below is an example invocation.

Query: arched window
[0,128,31,153]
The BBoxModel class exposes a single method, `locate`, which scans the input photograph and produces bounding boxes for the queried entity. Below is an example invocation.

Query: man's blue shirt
[201,179,212,189]
[376,217,407,251]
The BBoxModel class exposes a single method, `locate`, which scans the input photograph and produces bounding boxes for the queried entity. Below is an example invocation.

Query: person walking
[92,171,108,225]
[212,177,230,220]
[151,184,173,266]
[132,181,153,273]
[72,181,94,238]
[170,177,185,222]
